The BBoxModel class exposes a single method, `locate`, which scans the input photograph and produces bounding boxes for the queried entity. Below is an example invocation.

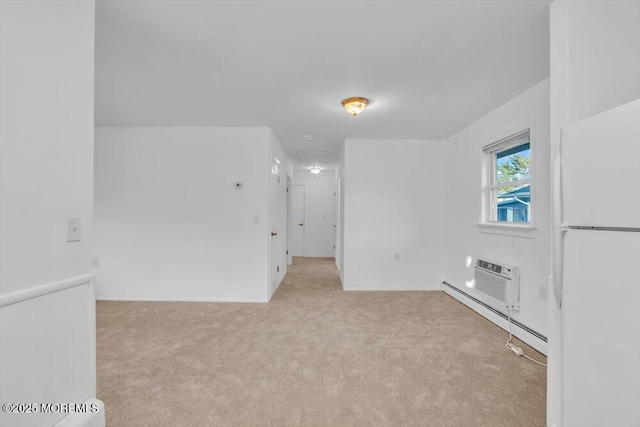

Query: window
[483,130,531,225]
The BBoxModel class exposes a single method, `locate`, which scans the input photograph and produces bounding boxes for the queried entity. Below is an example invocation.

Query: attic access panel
[296,151,329,164]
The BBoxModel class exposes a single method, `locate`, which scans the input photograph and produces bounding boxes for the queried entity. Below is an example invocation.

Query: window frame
[479,125,537,236]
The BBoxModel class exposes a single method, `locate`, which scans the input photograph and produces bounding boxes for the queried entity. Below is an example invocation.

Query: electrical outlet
[539,283,548,300]
[93,258,100,268]
[66,218,81,242]
[394,253,400,261]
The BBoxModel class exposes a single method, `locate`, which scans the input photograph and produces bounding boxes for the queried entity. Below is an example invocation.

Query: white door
[291,185,304,257]
[286,176,293,265]
[561,229,640,427]
[335,176,341,270]
[270,157,280,291]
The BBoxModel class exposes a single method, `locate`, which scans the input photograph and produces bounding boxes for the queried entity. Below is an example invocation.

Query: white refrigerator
[553,99,640,426]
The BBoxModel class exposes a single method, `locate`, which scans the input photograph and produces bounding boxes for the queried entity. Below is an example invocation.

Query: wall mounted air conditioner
[473,258,520,312]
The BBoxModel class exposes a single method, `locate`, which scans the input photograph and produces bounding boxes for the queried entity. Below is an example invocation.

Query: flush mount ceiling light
[342,97,369,116]
[310,162,321,175]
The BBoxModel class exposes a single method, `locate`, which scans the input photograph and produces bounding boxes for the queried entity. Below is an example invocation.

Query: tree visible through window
[485,130,531,224]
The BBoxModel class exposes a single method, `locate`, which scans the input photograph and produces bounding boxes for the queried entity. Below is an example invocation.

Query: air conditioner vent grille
[473,258,519,312]
[475,268,507,302]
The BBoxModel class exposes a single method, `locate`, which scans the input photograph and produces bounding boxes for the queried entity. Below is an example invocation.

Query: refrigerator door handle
[553,133,564,225]
[552,227,568,310]
[552,138,564,309]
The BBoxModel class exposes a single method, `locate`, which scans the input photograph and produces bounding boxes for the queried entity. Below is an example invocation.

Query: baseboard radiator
[442,280,547,344]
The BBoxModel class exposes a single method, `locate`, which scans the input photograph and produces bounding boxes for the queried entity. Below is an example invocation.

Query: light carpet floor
[97,257,546,426]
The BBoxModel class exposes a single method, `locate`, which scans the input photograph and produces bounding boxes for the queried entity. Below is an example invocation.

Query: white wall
[292,169,336,257]
[0,1,99,426]
[548,1,640,425]
[94,127,282,303]
[443,78,551,353]
[564,0,640,125]
[342,139,445,291]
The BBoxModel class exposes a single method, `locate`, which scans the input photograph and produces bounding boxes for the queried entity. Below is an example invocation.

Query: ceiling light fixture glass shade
[310,162,321,175]
[342,97,369,116]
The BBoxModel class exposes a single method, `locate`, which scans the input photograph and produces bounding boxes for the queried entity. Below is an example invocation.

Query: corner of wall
[439,77,551,352]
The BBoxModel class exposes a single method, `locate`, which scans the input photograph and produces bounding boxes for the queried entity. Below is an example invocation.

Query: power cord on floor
[505,308,547,367]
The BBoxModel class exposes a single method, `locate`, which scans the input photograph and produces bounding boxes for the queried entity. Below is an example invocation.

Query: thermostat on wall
[234,183,243,189]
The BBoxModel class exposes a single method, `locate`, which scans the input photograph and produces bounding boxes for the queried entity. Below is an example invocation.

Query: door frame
[286,175,292,265]
[291,184,305,257]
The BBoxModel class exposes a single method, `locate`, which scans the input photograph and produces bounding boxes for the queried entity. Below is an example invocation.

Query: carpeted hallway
[96,257,546,426]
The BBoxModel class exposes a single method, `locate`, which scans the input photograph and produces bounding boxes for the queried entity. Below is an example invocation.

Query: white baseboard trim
[269,270,286,300]
[343,286,442,292]
[97,296,270,303]
[0,273,95,308]
[442,281,548,355]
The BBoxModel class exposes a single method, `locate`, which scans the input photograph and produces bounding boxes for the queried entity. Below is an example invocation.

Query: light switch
[253,215,260,225]
[67,218,81,242]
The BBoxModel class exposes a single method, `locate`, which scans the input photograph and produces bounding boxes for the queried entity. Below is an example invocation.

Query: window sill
[477,222,538,239]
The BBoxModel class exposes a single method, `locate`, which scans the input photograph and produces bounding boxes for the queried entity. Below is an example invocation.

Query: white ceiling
[95,0,551,168]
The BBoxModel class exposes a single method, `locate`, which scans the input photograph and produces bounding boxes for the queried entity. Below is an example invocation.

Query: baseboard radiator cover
[0,275,99,427]
[0,273,95,308]
[442,281,547,355]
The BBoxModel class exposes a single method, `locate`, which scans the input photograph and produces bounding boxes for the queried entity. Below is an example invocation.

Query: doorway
[291,185,305,257]
[270,156,281,294]
[286,176,293,265]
